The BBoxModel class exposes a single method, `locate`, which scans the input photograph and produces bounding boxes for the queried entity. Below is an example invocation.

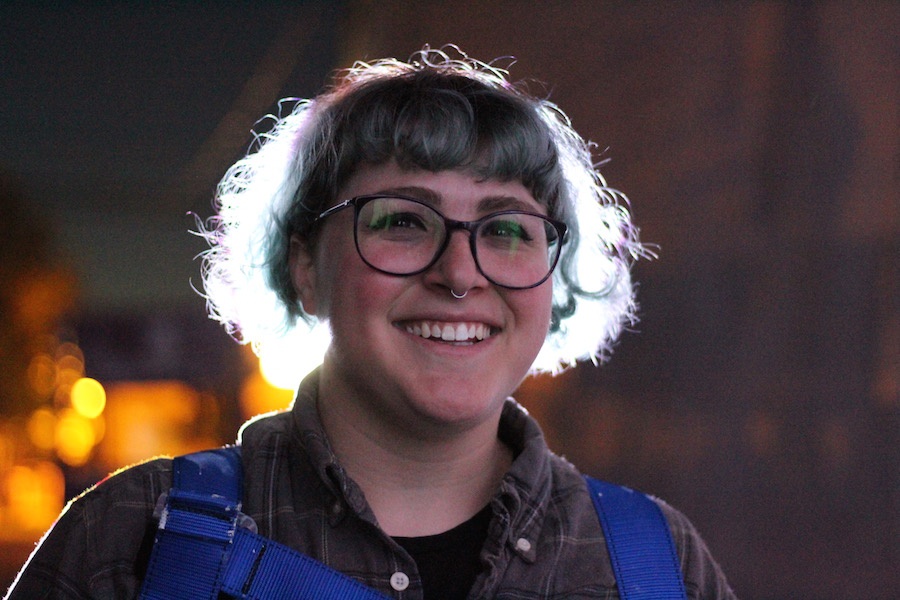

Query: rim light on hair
[197,46,649,388]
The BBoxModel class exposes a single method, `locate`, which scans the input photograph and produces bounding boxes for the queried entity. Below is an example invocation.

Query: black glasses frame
[315,194,568,290]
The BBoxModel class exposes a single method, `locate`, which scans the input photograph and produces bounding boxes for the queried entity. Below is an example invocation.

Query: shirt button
[390,571,410,591]
[515,537,532,552]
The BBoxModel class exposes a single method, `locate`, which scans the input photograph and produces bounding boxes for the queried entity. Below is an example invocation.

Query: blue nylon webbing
[139,447,388,600]
[173,445,242,500]
[585,476,687,600]
[219,528,388,599]
[140,448,685,599]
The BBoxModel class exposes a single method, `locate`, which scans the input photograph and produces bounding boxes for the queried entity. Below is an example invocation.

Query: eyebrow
[380,186,545,214]
[384,186,442,205]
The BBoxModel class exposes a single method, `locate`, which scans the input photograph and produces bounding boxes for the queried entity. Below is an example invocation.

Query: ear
[289,234,319,316]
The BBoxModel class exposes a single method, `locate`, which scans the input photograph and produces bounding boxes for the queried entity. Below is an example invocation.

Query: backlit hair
[199,47,648,377]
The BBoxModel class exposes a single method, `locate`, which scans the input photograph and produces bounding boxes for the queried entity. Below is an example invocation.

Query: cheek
[535,297,554,342]
[511,286,554,343]
[314,242,394,325]
[310,231,359,317]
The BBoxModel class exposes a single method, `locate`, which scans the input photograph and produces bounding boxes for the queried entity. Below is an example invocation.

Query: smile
[402,320,495,343]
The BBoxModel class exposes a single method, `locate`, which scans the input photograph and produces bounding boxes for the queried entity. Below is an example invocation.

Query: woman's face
[292,161,553,433]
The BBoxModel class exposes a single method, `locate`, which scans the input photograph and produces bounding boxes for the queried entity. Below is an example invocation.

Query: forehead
[338,161,545,215]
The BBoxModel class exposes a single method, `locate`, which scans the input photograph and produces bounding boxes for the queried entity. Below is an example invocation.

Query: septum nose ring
[451,289,468,299]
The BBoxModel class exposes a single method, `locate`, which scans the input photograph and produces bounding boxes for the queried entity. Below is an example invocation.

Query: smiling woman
[201,48,645,378]
[5,47,736,599]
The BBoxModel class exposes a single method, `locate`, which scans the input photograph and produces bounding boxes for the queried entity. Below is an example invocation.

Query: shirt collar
[287,368,556,551]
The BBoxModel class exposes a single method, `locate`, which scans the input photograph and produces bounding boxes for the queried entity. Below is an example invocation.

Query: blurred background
[0,2,896,597]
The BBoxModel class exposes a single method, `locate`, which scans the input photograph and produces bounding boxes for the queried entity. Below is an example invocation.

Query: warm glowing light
[55,409,96,466]
[58,341,83,358]
[56,354,85,387]
[98,381,218,468]
[26,353,57,398]
[240,371,294,418]
[4,462,65,535]
[26,408,57,451]
[258,326,330,390]
[92,414,106,444]
[71,377,106,418]
[54,382,73,407]
[12,271,75,332]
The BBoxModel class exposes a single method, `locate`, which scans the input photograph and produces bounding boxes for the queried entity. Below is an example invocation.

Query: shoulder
[238,408,295,451]
[541,459,736,599]
[652,497,738,600]
[82,455,173,509]
[6,457,173,599]
[69,456,174,540]
[50,455,173,545]
[236,409,296,478]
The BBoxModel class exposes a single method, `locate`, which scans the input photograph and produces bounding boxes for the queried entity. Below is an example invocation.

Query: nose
[424,229,486,294]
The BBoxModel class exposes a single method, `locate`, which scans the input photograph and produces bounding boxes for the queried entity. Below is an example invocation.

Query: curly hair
[198,47,647,376]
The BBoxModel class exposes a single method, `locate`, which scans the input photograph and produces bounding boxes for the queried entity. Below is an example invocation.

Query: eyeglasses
[315,194,568,290]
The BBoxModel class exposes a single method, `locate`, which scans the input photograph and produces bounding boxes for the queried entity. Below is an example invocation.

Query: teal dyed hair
[199,47,647,375]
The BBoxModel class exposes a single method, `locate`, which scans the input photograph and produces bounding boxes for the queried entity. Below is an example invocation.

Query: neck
[317,368,513,537]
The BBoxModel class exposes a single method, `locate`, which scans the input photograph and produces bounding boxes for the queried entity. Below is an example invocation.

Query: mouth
[400,320,497,344]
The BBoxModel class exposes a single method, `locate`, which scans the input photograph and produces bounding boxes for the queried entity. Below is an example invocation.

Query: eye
[482,216,535,242]
[367,211,428,231]
[359,198,439,242]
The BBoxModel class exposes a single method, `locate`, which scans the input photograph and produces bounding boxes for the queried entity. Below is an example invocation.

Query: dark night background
[1,2,897,598]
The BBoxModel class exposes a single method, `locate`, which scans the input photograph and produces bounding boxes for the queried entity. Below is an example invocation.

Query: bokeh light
[26,408,56,451]
[54,409,96,467]
[3,462,65,536]
[26,353,57,399]
[71,377,106,419]
[240,371,294,419]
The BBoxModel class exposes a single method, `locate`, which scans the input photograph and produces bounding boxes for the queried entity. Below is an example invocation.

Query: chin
[400,379,511,428]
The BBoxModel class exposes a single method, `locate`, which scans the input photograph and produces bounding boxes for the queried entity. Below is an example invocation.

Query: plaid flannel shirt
[6,370,736,599]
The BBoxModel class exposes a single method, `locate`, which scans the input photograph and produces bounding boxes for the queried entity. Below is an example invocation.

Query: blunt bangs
[298,69,563,228]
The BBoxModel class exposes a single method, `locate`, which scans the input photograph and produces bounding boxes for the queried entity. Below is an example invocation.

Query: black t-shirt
[393,505,492,599]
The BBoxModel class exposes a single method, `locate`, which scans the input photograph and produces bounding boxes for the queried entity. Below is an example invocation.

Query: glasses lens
[354,196,562,289]
[356,197,444,274]
[474,213,561,288]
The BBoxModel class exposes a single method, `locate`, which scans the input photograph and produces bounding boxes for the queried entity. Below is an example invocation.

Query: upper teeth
[405,321,492,342]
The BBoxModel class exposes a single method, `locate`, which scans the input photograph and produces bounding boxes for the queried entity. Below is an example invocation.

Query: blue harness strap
[141,447,685,599]
[139,447,388,600]
[585,476,688,600]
